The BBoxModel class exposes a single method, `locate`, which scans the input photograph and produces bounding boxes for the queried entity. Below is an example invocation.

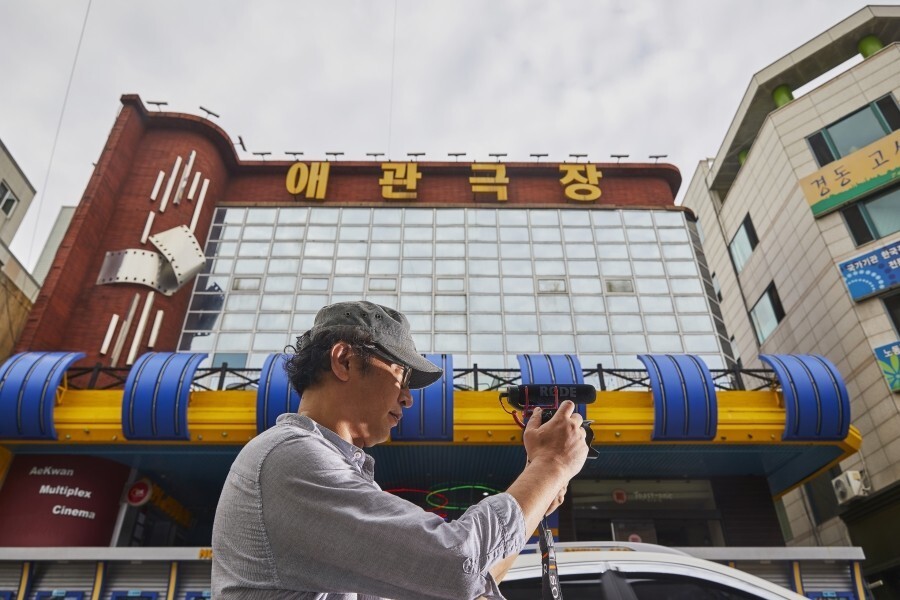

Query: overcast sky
[0,0,890,270]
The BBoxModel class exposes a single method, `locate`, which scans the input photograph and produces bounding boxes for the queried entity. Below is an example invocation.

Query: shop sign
[285,162,603,203]
[0,455,130,546]
[838,239,900,301]
[126,478,153,506]
[572,479,716,511]
[874,342,900,392]
[124,477,193,528]
[612,520,657,544]
[146,480,193,528]
[801,129,900,217]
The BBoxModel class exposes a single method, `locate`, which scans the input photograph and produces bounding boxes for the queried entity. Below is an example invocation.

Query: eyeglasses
[365,345,413,389]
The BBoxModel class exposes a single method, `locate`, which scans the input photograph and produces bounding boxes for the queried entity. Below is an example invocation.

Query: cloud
[0,0,886,269]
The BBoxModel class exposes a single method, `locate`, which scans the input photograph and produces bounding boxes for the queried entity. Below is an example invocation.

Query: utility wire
[28,0,93,267]
[386,0,398,160]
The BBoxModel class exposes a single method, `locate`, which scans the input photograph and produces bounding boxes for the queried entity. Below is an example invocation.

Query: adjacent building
[32,206,76,286]
[682,5,900,597]
[0,137,40,362]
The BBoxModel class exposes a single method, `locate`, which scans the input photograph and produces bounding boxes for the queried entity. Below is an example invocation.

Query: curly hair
[283,326,375,396]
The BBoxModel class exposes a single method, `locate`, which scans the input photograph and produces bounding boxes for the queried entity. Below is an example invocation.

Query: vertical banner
[874,343,900,393]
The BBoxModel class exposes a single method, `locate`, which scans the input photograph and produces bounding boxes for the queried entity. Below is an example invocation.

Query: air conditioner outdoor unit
[832,471,868,505]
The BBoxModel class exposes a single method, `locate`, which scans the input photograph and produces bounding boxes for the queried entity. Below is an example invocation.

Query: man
[212,301,588,599]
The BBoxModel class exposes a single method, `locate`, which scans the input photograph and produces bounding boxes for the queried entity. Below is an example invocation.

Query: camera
[500,384,598,458]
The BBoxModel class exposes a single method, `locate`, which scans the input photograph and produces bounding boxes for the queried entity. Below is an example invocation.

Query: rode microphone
[501,384,597,411]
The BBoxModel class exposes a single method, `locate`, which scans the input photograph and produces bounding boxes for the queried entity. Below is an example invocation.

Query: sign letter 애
[286,162,330,200]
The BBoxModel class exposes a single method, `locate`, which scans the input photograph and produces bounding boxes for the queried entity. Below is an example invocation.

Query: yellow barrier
[10,388,853,459]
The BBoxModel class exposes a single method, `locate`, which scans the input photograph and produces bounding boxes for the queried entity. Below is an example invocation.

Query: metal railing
[62,363,780,393]
[453,365,776,392]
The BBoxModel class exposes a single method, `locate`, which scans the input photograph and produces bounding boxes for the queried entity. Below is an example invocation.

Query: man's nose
[399,388,414,409]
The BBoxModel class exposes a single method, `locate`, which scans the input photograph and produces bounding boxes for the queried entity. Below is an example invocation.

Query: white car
[500,542,808,599]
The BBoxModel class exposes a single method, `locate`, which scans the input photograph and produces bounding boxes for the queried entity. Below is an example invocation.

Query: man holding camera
[212,301,589,599]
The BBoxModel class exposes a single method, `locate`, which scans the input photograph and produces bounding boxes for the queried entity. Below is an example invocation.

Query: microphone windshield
[501,384,596,409]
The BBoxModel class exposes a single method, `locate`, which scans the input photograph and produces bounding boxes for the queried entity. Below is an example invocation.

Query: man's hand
[523,401,589,481]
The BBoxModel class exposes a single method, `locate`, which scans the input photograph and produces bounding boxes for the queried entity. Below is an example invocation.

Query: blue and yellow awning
[0,351,861,498]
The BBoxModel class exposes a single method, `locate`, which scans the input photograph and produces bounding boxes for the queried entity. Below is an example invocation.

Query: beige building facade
[682,6,900,597]
[0,138,34,248]
[0,249,36,361]
[0,138,39,361]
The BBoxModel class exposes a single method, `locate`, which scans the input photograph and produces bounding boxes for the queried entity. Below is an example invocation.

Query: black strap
[538,517,562,599]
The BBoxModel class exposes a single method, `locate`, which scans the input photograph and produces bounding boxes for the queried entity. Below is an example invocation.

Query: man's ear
[330,341,354,383]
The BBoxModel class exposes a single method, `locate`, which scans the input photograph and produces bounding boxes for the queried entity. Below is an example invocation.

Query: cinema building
[681,5,900,597]
[0,90,865,597]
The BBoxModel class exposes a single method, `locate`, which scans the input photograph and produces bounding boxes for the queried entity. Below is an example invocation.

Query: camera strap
[538,517,562,599]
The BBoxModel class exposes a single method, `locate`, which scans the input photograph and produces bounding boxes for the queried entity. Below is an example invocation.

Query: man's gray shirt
[212,413,526,599]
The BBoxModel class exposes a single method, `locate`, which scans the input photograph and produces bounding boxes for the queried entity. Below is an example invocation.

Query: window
[232,277,260,291]
[368,278,397,291]
[841,184,900,245]
[750,283,785,344]
[606,279,634,294]
[728,215,758,274]
[501,569,774,600]
[537,279,566,293]
[190,206,720,369]
[0,182,17,217]
[625,572,766,599]
[886,292,900,334]
[729,336,740,364]
[807,95,900,166]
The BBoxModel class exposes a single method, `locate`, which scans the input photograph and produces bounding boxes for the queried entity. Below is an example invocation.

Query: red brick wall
[16,101,231,365]
[59,129,229,362]
[18,102,147,356]
[224,161,680,207]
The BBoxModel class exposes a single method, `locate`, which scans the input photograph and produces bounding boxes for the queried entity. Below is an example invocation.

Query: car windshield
[500,573,603,600]
[500,571,787,600]
[626,573,775,599]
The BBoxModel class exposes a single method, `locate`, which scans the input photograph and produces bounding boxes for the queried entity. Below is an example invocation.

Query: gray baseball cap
[301,301,443,389]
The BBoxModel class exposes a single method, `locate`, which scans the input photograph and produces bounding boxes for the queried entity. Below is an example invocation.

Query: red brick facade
[16,94,685,365]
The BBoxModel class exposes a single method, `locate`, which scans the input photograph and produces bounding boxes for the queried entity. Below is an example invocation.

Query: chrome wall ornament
[96,225,205,296]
